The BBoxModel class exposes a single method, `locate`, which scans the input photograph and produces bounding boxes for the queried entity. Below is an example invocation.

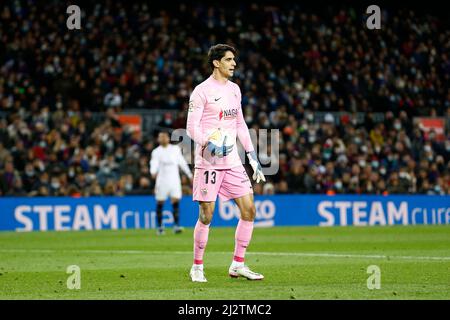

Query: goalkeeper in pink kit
[186,44,266,282]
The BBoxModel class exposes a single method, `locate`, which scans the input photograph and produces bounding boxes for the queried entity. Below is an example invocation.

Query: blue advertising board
[0,195,449,232]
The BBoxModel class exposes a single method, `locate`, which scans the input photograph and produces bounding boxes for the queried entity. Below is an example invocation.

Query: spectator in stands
[104,87,123,111]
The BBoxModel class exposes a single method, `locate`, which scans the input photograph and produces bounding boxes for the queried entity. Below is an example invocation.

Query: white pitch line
[0,249,449,261]
[247,251,450,261]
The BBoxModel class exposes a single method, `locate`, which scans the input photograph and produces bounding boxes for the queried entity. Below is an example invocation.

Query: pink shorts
[192,165,253,202]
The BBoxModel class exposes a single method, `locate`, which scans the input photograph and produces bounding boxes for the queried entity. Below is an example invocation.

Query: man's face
[158,132,170,146]
[5,162,13,173]
[214,51,236,78]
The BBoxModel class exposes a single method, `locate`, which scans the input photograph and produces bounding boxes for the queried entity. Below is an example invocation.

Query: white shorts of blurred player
[155,183,182,202]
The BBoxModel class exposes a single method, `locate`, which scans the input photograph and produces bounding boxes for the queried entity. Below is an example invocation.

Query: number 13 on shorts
[192,166,253,202]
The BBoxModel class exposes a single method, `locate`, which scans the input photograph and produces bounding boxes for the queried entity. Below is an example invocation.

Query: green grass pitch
[0,225,449,299]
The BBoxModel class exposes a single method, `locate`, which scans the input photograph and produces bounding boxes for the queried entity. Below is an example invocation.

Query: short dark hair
[207,44,236,70]
[153,129,170,139]
[158,130,170,137]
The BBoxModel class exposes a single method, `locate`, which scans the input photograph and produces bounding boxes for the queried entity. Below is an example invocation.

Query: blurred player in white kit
[149,131,193,235]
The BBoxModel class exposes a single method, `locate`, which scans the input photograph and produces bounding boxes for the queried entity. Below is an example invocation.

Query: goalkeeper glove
[207,136,234,158]
[247,151,266,183]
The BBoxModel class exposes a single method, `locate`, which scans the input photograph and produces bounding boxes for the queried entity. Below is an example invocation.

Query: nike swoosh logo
[214,97,222,101]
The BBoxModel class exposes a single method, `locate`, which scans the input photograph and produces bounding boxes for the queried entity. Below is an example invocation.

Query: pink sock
[233,219,254,262]
[193,220,210,265]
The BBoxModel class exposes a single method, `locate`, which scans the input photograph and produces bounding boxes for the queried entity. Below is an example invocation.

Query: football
[208,128,232,148]
[208,128,224,145]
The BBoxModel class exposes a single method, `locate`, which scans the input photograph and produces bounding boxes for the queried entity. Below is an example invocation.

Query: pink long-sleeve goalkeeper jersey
[186,75,255,170]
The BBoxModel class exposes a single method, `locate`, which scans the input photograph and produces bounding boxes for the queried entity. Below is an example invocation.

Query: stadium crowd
[0,1,449,196]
